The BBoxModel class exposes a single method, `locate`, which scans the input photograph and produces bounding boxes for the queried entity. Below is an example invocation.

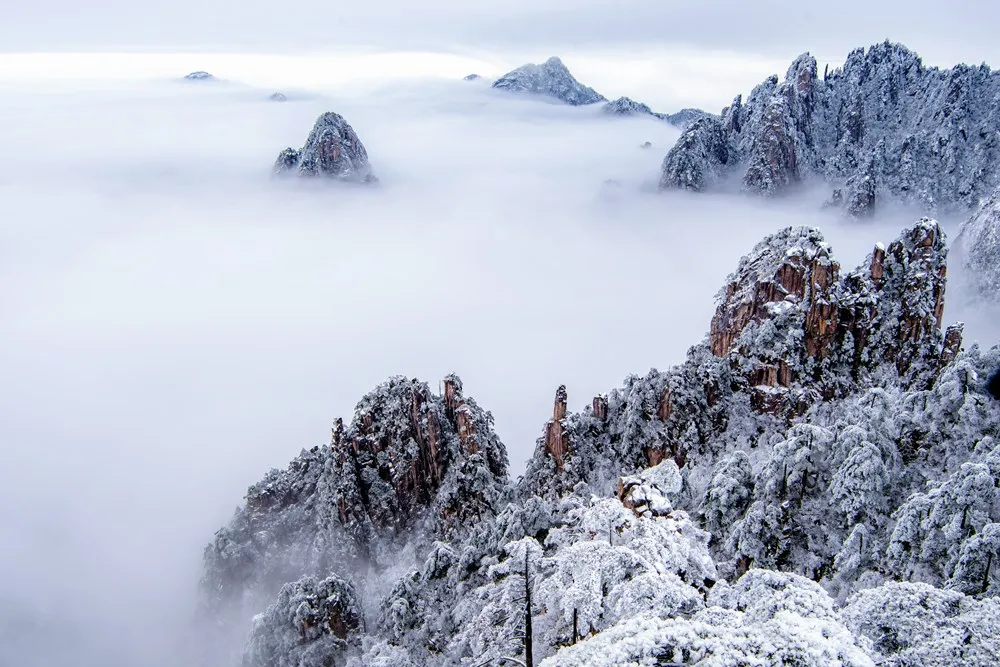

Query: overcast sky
[4,0,999,70]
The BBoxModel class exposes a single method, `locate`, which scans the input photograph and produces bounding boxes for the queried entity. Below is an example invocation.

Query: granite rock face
[520,218,959,498]
[273,112,378,183]
[492,56,605,106]
[660,41,1000,214]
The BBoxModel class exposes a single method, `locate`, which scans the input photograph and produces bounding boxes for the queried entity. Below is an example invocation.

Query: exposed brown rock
[751,386,788,415]
[646,447,665,467]
[544,385,570,471]
[592,395,608,421]
[657,389,673,421]
[940,323,964,368]
[443,375,478,454]
[870,243,886,286]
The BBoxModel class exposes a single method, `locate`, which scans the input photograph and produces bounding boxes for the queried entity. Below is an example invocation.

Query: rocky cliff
[492,56,605,106]
[273,112,378,183]
[198,375,507,664]
[198,219,1000,667]
[660,42,1000,215]
[957,187,1000,298]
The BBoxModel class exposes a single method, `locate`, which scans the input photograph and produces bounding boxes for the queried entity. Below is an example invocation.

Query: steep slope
[492,57,606,106]
[198,220,999,667]
[660,42,1000,215]
[273,112,378,183]
[956,187,1000,299]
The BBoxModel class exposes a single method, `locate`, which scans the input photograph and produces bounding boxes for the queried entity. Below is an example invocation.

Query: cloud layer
[0,52,993,666]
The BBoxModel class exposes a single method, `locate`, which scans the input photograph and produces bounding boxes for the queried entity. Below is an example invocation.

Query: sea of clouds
[0,50,993,666]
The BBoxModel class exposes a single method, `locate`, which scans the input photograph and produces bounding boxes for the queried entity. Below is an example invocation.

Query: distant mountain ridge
[488,57,710,127]
[660,41,1000,216]
[603,95,713,128]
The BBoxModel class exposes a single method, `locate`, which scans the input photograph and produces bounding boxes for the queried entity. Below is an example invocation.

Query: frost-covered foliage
[243,575,361,667]
[273,112,378,183]
[541,569,873,667]
[198,375,508,665]
[491,57,606,106]
[518,218,999,604]
[661,41,1000,214]
[841,581,1000,666]
[957,187,1000,299]
[199,219,999,667]
[601,96,712,129]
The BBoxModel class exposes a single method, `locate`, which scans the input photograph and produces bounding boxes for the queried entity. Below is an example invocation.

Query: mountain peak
[492,56,605,106]
[273,112,378,184]
[660,41,1000,213]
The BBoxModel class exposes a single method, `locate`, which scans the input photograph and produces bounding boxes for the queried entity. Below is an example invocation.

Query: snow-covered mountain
[273,112,378,183]
[957,187,1000,300]
[492,57,606,106]
[602,96,712,129]
[198,218,1000,667]
[660,42,1000,216]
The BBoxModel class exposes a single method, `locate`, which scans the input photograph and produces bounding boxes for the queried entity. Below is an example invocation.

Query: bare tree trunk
[524,550,533,667]
[572,608,578,645]
[983,552,993,595]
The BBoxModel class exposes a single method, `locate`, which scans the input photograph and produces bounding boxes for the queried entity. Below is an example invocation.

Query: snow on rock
[269,92,288,102]
[957,188,1000,300]
[491,57,606,106]
[183,71,216,81]
[462,73,482,81]
[602,96,657,117]
[661,41,1000,214]
[602,96,713,129]
[617,459,681,518]
[273,112,378,183]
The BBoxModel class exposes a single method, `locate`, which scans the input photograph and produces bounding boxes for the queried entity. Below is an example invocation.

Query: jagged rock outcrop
[602,96,712,129]
[243,575,361,667]
[956,187,1000,299]
[522,219,958,498]
[273,112,378,183]
[542,386,569,471]
[492,57,605,106]
[198,375,507,665]
[269,92,287,102]
[184,71,215,81]
[661,41,1000,214]
[463,73,482,81]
